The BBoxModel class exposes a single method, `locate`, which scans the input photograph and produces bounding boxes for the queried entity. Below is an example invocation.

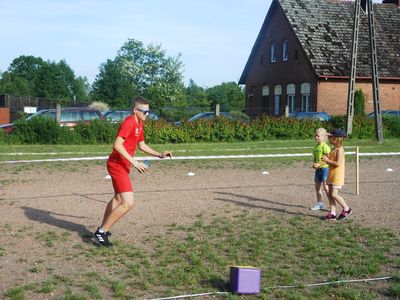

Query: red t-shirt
[109,115,144,167]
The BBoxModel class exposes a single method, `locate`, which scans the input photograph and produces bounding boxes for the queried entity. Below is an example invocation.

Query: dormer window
[282,40,288,61]
[270,43,276,63]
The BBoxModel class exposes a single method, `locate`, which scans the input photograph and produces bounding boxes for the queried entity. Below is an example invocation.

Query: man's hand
[132,161,149,173]
[159,151,172,159]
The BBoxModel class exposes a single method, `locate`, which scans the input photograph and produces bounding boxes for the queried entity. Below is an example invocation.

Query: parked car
[367,110,400,119]
[175,112,249,125]
[0,107,105,133]
[289,111,331,121]
[103,110,160,122]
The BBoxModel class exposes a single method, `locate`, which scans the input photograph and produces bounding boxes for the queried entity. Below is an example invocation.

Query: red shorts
[107,158,133,193]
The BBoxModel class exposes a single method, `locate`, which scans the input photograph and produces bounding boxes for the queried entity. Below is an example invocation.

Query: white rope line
[263,275,394,289]
[146,275,395,299]
[147,291,228,300]
[0,152,400,164]
[0,145,378,156]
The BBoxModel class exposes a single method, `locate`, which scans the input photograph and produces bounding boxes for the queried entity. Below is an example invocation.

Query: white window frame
[262,85,269,96]
[282,40,288,61]
[270,43,276,63]
[286,84,295,113]
[301,83,311,112]
[274,85,282,115]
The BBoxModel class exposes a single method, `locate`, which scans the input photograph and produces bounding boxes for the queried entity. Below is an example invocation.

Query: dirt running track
[0,157,399,298]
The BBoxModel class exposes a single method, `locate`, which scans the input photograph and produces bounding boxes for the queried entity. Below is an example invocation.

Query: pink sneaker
[338,208,352,220]
[322,212,337,221]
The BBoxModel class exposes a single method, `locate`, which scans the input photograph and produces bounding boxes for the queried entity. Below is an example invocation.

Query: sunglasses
[136,108,150,116]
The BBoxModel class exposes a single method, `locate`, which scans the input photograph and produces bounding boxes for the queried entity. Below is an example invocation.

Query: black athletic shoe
[94,228,112,247]
[106,231,112,237]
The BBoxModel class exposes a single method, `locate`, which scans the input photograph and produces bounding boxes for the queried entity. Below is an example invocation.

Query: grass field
[1,138,400,162]
[3,212,400,299]
[1,139,400,299]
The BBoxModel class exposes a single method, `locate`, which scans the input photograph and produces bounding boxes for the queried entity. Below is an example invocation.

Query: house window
[282,40,288,61]
[274,85,282,115]
[301,83,310,112]
[262,85,269,113]
[286,84,295,113]
[262,85,269,96]
[270,43,276,63]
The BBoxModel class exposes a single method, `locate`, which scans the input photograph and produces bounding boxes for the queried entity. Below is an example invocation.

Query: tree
[185,79,210,109]
[90,38,185,109]
[90,59,139,108]
[33,60,88,102]
[0,55,88,102]
[206,82,245,112]
[8,55,45,82]
[0,71,31,96]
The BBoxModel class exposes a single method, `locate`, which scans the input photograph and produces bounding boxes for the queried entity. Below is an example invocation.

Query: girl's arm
[322,148,344,167]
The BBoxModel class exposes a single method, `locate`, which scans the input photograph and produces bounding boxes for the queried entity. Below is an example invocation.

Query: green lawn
[3,212,400,299]
[0,138,399,162]
[1,139,400,299]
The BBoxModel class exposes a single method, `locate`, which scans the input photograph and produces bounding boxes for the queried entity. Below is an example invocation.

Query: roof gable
[280,0,400,78]
[240,0,400,82]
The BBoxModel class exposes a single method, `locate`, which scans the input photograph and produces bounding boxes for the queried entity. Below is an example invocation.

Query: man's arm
[113,136,148,172]
[138,141,172,158]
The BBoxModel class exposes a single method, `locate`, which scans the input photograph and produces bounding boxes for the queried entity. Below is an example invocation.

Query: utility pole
[346,0,383,142]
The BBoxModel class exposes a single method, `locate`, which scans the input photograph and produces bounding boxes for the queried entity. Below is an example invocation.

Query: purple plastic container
[229,266,261,294]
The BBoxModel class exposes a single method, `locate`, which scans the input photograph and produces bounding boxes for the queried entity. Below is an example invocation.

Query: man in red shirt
[94,96,172,246]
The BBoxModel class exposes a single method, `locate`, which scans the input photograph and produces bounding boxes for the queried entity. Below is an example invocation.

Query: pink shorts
[107,158,132,193]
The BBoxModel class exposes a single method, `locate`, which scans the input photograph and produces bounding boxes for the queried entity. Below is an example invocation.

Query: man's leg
[101,193,122,227]
[101,192,134,232]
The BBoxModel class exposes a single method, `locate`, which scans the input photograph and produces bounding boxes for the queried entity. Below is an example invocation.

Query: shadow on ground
[22,206,94,244]
[214,191,320,219]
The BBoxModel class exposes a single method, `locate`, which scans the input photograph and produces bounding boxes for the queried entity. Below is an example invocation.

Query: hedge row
[0,115,399,145]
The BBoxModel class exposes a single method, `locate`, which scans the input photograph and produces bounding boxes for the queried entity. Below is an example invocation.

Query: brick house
[239,0,400,117]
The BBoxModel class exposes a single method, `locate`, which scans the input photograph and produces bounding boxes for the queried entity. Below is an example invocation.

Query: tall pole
[346,0,362,136]
[367,0,384,142]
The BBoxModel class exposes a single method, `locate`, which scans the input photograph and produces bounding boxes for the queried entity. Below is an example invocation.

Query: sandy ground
[0,157,399,297]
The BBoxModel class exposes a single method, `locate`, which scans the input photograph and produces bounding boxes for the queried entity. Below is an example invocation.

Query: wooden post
[56,103,61,124]
[356,146,360,195]
[215,104,220,116]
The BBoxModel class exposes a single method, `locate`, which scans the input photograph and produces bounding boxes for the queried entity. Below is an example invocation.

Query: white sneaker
[310,203,324,211]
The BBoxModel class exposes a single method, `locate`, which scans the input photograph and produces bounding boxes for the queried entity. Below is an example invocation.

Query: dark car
[175,112,249,125]
[103,110,160,122]
[289,111,331,121]
[367,110,400,119]
[0,107,104,132]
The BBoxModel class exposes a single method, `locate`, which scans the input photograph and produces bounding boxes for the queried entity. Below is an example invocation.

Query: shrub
[3,114,400,144]
[74,119,117,144]
[354,89,366,116]
[11,117,63,144]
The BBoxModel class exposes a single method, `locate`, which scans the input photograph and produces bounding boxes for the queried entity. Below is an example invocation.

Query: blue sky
[0,0,272,88]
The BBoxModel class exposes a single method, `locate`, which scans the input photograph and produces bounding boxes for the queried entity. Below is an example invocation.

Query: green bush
[10,117,64,144]
[2,114,400,144]
[354,89,366,116]
[74,119,118,144]
[382,116,400,138]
